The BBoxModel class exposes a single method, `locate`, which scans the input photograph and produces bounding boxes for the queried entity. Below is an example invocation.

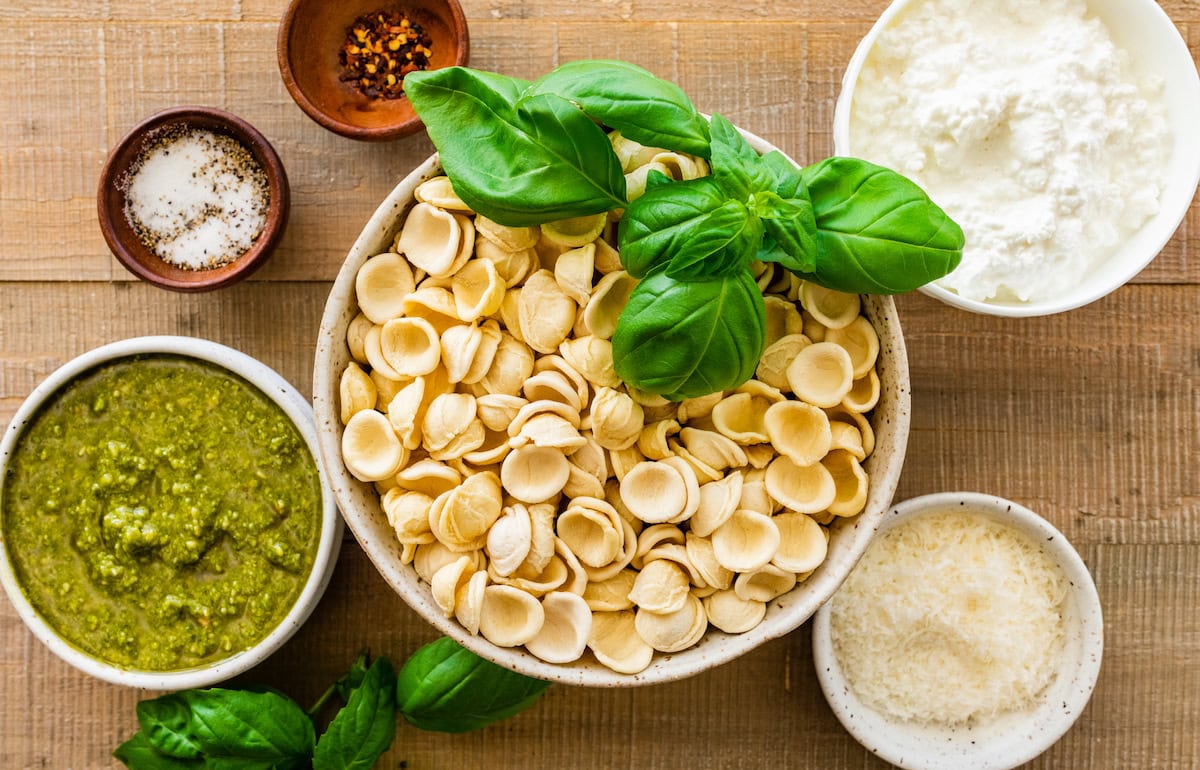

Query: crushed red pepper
[338,8,433,99]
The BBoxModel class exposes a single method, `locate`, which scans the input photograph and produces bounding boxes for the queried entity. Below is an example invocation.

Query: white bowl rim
[0,335,343,689]
[812,491,1105,770]
[313,132,913,687]
[832,0,1200,317]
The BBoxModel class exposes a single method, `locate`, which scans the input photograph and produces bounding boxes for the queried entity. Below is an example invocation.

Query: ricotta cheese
[828,510,1068,725]
[849,0,1169,303]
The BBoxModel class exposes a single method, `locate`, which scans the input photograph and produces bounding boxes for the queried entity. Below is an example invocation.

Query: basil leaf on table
[405,67,626,226]
[136,695,204,760]
[619,176,755,279]
[114,733,204,770]
[524,59,711,157]
[181,689,315,767]
[313,657,397,770]
[397,637,551,733]
[612,267,766,400]
[797,157,964,293]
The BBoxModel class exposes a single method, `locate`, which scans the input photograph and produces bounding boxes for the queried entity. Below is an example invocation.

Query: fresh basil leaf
[334,652,371,702]
[798,157,964,293]
[757,150,806,198]
[708,113,772,200]
[136,695,203,760]
[313,657,397,770]
[644,168,675,191]
[397,637,551,733]
[752,190,817,273]
[114,732,203,770]
[665,199,763,279]
[523,59,711,157]
[612,267,766,400]
[619,177,729,278]
[180,689,314,766]
[405,67,626,226]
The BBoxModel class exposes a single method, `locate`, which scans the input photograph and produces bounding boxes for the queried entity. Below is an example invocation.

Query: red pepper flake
[338,8,433,100]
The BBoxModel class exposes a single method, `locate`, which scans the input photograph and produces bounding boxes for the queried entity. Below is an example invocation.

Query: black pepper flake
[338,8,432,100]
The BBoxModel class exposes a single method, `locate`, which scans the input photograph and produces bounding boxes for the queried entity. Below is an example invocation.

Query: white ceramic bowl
[812,492,1104,770]
[833,0,1200,317]
[313,132,912,686]
[0,336,343,689]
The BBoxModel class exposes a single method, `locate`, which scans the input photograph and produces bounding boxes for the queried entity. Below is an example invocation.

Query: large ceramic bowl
[833,0,1200,317]
[0,336,343,689]
[313,132,911,686]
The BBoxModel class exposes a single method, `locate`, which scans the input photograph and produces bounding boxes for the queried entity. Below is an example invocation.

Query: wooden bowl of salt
[97,106,290,293]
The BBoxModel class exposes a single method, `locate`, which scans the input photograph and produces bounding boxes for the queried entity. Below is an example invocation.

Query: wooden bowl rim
[276,0,471,142]
[96,106,290,293]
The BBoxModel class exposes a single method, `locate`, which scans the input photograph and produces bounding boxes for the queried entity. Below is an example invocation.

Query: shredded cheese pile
[829,510,1068,725]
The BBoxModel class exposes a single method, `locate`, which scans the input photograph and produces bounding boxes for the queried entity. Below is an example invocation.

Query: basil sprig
[406,60,964,399]
[114,640,550,769]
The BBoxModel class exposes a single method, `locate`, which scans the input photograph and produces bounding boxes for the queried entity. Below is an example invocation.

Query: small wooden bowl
[97,106,290,293]
[277,0,470,142]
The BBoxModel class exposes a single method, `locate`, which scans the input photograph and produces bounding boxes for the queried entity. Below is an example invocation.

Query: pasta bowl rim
[832,0,1200,317]
[812,491,1104,770]
[0,335,343,689]
[313,132,912,686]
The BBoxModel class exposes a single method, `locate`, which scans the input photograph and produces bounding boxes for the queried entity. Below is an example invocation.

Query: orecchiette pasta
[340,167,883,675]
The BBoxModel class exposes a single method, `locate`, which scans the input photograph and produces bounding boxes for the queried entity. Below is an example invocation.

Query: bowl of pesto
[0,336,342,689]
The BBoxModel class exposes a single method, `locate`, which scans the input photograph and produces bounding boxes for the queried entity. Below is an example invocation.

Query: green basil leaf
[665,199,763,280]
[405,67,626,226]
[752,190,817,273]
[523,59,711,157]
[757,150,806,198]
[333,652,370,702]
[180,689,314,765]
[313,657,398,770]
[114,732,203,770]
[707,113,773,200]
[612,267,766,400]
[136,695,203,760]
[798,157,964,293]
[644,168,675,191]
[619,177,729,278]
[397,637,551,733]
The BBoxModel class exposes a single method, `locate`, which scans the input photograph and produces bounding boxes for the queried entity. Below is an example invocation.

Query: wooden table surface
[2,0,1198,767]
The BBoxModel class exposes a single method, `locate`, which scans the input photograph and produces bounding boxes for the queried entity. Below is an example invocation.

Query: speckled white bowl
[0,336,343,689]
[313,131,912,687]
[833,0,1200,317]
[812,492,1104,770]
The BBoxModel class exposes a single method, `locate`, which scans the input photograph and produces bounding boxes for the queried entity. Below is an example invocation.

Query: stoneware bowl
[0,336,343,689]
[833,0,1200,317]
[97,107,290,293]
[312,130,912,686]
[277,0,469,141]
[812,492,1104,770]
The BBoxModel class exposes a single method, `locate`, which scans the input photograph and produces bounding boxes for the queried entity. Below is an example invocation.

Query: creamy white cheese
[849,0,1168,303]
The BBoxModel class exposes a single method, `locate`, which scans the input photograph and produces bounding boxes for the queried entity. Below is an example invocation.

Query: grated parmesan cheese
[828,510,1067,725]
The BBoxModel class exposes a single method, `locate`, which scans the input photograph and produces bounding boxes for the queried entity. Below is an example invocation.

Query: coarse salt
[124,128,269,270]
[849,0,1169,303]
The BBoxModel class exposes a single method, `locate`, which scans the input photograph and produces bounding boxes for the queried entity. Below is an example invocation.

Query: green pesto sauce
[2,355,323,671]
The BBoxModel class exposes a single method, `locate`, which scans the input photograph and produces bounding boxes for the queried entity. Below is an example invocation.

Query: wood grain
[1,0,1198,768]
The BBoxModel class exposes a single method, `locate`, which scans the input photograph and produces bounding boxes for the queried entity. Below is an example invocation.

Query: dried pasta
[338,154,883,673]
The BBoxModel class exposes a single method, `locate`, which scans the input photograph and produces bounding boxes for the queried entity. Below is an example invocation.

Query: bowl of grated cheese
[833,0,1200,316]
[98,106,290,293]
[812,492,1104,770]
